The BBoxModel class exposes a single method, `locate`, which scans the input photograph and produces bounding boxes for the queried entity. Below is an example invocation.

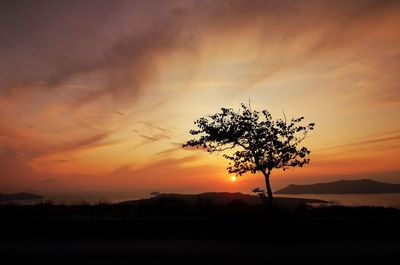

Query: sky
[0,0,399,199]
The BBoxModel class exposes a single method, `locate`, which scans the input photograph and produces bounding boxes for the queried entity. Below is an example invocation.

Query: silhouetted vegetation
[1,200,399,264]
[1,199,399,241]
[184,103,314,205]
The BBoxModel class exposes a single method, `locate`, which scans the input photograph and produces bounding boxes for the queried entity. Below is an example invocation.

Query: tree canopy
[183,103,315,205]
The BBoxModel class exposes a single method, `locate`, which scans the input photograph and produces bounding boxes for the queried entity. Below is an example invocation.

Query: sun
[230,176,237,182]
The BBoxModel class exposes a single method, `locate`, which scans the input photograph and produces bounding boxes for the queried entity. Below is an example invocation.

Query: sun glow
[1,1,400,195]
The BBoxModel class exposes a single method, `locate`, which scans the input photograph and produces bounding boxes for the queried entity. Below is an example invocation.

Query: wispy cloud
[316,131,400,154]
[137,121,168,132]
[139,133,170,142]
[42,178,64,184]
[1,0,400,193]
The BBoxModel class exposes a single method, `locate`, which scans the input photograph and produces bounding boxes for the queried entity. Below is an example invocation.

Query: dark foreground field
[1,200,400,264]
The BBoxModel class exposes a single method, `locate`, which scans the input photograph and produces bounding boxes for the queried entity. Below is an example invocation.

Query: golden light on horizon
[0,1,399,195]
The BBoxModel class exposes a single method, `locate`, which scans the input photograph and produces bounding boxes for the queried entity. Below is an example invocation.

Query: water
[277,193,400,208]
[0,194,145,206]
[2,193,400,208]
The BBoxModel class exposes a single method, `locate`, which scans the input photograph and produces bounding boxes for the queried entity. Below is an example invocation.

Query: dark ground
[1,200,399,264]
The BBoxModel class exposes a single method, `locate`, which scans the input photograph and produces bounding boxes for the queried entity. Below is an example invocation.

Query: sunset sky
[1,0,399,199]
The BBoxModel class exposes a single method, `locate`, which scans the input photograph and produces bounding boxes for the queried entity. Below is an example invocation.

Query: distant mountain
[0,192,43,202]
[275,179,400,194]
[119,192,328,207]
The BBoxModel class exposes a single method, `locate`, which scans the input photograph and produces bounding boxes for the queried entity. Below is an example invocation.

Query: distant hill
[119,192,328,207]
[0,192,43,202]
[275,179,400,194]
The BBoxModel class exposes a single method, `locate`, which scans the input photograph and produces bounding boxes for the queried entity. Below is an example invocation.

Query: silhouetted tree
[183,103,315,206]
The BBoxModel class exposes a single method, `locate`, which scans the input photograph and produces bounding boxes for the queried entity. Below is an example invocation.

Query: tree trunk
[262,169,274,206]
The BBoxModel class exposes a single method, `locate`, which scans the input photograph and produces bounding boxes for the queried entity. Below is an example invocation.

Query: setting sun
[0,0,399,201]
[1,1,400,263]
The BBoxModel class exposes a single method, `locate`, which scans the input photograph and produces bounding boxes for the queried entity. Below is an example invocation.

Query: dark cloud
[0,0,119,89]
[1,0,399,105]
[0,0,197,106]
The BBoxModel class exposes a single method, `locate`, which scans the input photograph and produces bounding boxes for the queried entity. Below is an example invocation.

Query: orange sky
[0,0,399,198]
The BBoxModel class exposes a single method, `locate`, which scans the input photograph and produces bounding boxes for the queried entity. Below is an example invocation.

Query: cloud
[0,0,119,90]
[0,145,39,191]
[139,134,170,142]
[316,131,400,154]
[132,121,171,146]
[42,178,64,184]
[2,0,399,111]
[1,0,400,194]
[105,155,225,192]
[0,0,198,107]
[0,128,116,159]
[137,121,168,132]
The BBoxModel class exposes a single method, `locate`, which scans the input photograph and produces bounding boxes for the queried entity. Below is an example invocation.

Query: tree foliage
[183,103,315,204]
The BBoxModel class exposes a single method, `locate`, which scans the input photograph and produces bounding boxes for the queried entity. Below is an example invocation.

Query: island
[0,192,43,202]
[119,192,329,207]
[275,179,400,194]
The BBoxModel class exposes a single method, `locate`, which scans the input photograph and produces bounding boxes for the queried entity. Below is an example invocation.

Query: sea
[277,193,400,208]
[2,193,400,208]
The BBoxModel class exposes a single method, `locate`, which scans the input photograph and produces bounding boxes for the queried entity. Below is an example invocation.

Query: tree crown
[183,103,315,176]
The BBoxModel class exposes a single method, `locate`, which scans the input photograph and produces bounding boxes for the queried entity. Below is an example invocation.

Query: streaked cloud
[1,0,400,193]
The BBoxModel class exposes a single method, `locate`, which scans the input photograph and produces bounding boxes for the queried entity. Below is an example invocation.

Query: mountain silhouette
[0,192,43,202]
[275,179,400,194]
[119,192,328,207]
